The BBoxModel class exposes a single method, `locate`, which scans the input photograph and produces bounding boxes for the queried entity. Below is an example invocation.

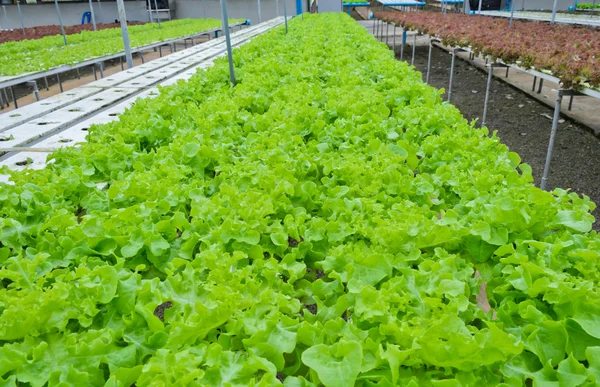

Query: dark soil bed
[396,44,600,226]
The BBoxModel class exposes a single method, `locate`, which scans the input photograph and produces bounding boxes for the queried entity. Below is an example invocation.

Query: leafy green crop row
[576,3,600,9]
[1,12,599,386]
[0,18,243,76]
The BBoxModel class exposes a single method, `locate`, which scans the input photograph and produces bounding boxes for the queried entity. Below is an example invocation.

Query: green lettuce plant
[0,12,599,386]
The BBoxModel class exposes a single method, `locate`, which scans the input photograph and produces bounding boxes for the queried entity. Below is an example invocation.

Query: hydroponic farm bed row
[0,22,145,45]
[374,11,600,89]
[1,12,600,386]
[0,18,244,77]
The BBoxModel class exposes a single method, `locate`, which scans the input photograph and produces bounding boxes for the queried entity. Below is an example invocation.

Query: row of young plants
[0,18,243,77]
[576,3,600,9]
[374,11,600,89]
[0,22,145,45]
[1,11,600,386]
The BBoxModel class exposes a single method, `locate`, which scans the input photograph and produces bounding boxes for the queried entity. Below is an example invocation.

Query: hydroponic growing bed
[0,18,244,77]
[373,11,600,89]
[0,12,599,386]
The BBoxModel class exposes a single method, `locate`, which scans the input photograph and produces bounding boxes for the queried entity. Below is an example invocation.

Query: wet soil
[396,44,600,225]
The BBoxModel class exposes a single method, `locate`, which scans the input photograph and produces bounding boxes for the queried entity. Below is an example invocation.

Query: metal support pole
[53,0,68,46]
[141,52,145,63]
[482,65,493,127]
[448,50,456,102]
[392,23,396,53]
[400,29,406,60]
[411,33,416,66]
[27,81,40,102]
[551,0,558,23]
[283,0,288,33]
[44,77,49,90]
[541,91,564,190]
[505,67,509,77]
[375,18,379,39]
[57,74,63,93]
[120,56,124,70]
[10,87,17,109]
[276,0,279,16]
[219,0,236,85]
[538,78,544,94]
[2,89,8,107]
[76,68,81,79]
[89,0,97,30]
[201,0,206,19]
[373,17,376,35]
[257,0,261,23]
[153,0,161,28]
[16,2,26,38]
[97,0,103,24]
[509,0,515,28]
[93,65,97,80]
[426,41,432,83]
[159,46,162,57]
[477,0,483,14]
[117,0,133,69]
[97,63,104,78]
[386,22,389,45]
[568,94,574,111]
[532,76,537,91]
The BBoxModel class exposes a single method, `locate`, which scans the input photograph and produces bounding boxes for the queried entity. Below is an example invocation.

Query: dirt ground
[395,44,600,225]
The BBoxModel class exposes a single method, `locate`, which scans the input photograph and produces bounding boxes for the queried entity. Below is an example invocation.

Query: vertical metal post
[509,0,515,27]
[443,0,447,16]
[283,0,288,33]
[16,2,26,38]
[482,65,493,127]
[375,18,379,39]
[89,0,97,30]
[57,74,63,92]
[276,0,279,16]
[541,91,564,190]
[53,0,68,46]
[202,0,207,19]
[411,33,416,66]
[400,29,405,60]
[116,0,133,68]
[373,17,376,35]
[220,0,236,85]
[10,87,17,109]
[477,0,483,14]
[257,0,262,23]
[386,22,389,45]
[551,0,558,23]
[97,0,104,24]
[392,23,396,52]
[153,0,161,28]
[448,50,456,102]
[568,94,574,110]
[27,81,40,102]
[426,42,432,83]
[44,77,49,90]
